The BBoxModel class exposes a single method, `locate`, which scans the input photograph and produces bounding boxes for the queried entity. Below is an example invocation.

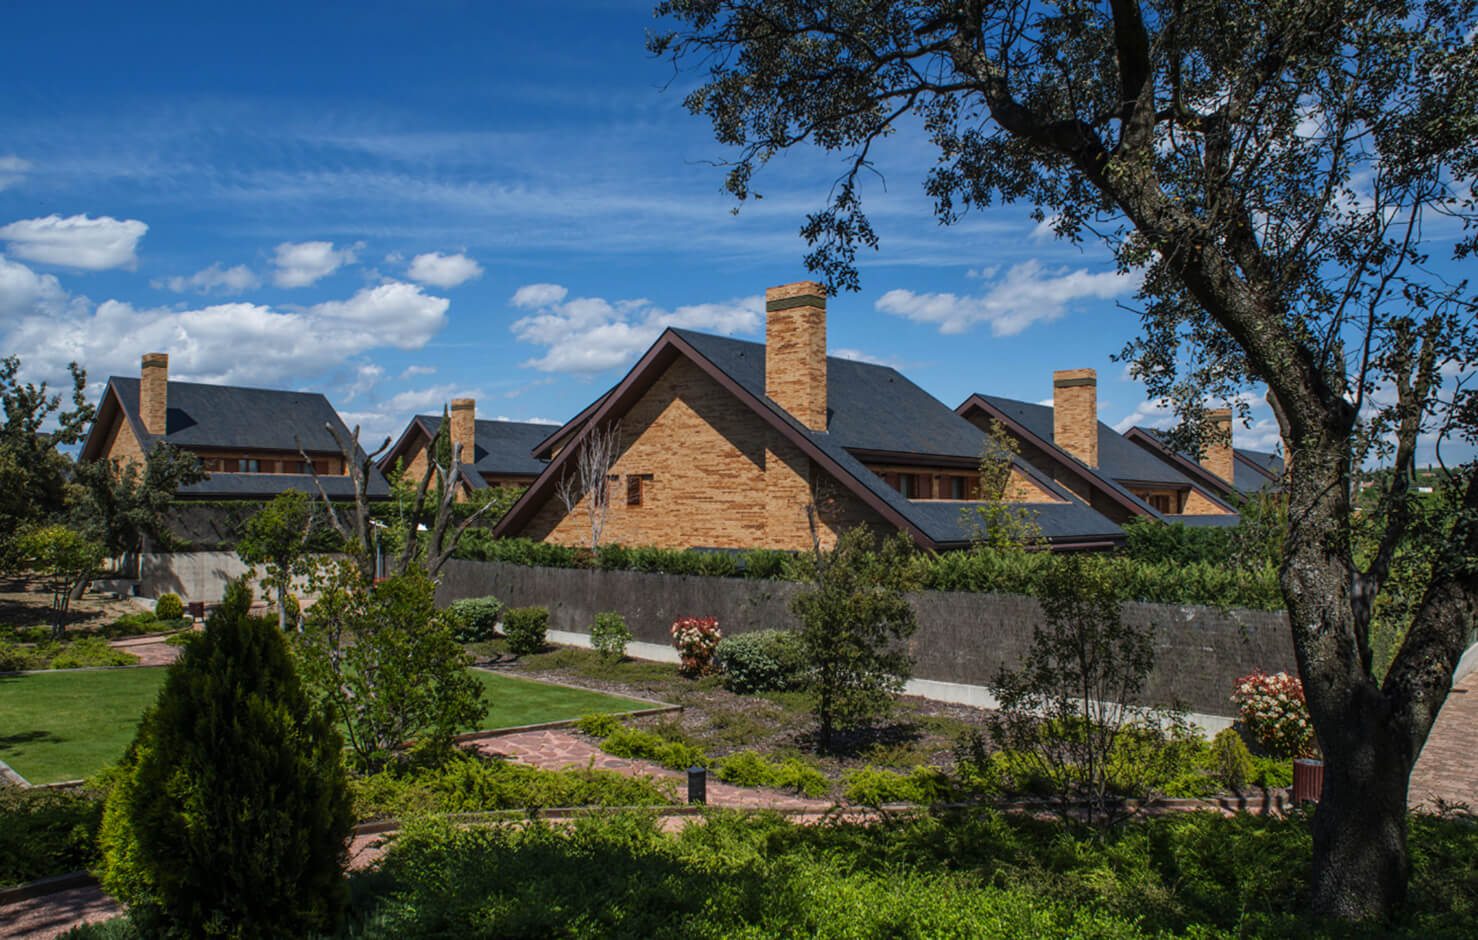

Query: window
[897,474,913,498]
[627,475,643,506]
[237,458,260,473]
[950,476,966,500]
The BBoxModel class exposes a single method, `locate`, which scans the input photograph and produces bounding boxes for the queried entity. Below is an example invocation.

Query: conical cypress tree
[105,579,353,937]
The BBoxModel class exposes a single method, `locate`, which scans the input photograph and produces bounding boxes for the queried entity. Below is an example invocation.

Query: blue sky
[5,0,1458,466]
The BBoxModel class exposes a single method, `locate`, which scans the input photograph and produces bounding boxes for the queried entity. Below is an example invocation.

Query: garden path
[1407,669,1478,811]
[476,729,835,812]
[108,635,183,667]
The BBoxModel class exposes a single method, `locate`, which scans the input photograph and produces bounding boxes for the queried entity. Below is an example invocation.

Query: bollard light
[687,765,707,805]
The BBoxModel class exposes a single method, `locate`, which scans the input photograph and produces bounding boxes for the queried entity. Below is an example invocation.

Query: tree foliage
[236,489,319,631]
[295,563,487,770]
[965,418,1043,551]
[0,357,92,566]
[15,525,105,639]
[99,580,352,938]
[790,522,918,752]
[654,0,1478,917]
[71,442,206,558]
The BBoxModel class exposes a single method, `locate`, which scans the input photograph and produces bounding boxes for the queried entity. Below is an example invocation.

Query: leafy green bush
[503,605,549,655]
[1,624,53,643]
[101,579,353,937]
[842,765,952,805]
[590,611,631,661]
[49,636,139,669]
[100,612,188,638]
[713,629,807,693]
[1210,728,1255,791]
[576,712,621,738]
[352,752,674,818]
[740,548,791,579]
[1122,517,1235,565]
[0,786,104,888]
[600,725,709,771]
[0,639,46,671]
[153,593,184,620]
[714,751,829,797]
[448,595,503,644]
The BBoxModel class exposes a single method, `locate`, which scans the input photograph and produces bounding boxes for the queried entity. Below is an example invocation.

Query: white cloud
[510,283,762,373]
[0,214,148,271]
[153,262,260,295]
[0,254,78,322]
[494,414,561,425]
[271,240,358,288]
[399,364,436,380]
[0,156,30,191]
[511,282,568,309]
[1112,399,1176,434]
[406,251,483,288]
[832,348,893,367]
[3,280,449,388]
[876,260,1138,336]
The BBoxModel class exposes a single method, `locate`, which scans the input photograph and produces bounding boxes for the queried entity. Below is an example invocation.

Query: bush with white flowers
[1231,670,1316,758]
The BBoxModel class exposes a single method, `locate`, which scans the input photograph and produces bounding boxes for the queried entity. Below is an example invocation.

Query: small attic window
[627,473,653,506]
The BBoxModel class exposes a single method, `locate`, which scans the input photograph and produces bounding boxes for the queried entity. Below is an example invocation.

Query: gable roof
[1123,426,1283,497]
[495,329,1124,549]
[81,376,389,498]
[383,415,552,478]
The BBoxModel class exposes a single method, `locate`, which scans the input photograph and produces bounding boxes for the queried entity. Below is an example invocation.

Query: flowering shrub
[1231,671,1316,758]
[670,616,722,677]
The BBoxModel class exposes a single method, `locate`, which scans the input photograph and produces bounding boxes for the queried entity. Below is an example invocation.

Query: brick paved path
[109,635,183,667]
[1408,669,1478,811]
[477,729,835,811]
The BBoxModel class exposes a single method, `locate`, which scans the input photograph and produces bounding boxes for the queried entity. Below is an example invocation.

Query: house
[955,373,1243,527]
[1123,417,1283,503]
[81,352,390,500]
[494,281,1127,553]
[378,399,550,494]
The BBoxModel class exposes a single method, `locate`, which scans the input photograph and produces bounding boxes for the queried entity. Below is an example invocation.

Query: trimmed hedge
[448,595,503,644]
[503,606,549,656]
[452,536,1283,610]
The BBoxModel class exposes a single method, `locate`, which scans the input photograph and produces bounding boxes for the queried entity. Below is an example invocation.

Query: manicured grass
[469,669,657,730]
[0,667,166,785]
[0,667,660,784]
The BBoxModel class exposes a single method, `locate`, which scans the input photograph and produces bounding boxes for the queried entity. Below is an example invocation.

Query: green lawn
[0,667,659,785]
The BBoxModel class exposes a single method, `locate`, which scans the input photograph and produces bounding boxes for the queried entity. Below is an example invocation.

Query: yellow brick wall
[1182,487,1233,515]
[520,357,891,551]
[1052,368,1098,467]
[101,410,145,465]
[765,282,828,431]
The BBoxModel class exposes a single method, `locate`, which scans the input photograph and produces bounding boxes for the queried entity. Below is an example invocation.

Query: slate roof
[673,330,1122,546]
[980,395,1196,486]
[86,376,389,498]
[1129,426,1283,495]
[409,416,552,477]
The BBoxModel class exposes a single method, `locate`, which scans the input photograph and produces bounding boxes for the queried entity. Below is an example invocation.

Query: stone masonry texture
[140,353,168,436]
[1053,368,1098,468]
[437,559,1297,716]
[765,281,827,431]
[1203,408,1235,484]
[451,398,476,463]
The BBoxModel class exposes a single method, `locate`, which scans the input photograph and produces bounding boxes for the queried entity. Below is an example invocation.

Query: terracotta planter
[1292,757,1324,803]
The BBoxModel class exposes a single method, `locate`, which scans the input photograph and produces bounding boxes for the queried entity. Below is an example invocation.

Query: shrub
[100,612,167,638]
[842,765,952,805]
[590,611,631,661]
[3,624,55,643]
[714,751,829,797]
[670,616,722,677]
[740,548,791,580]
[576,712,621,738]
[100,578,353,937]
[1210,728,1256,791]
[0,786,104,888]
[49,636,139,669]
[600,725,709,771]
[448,595,503,644]
[1230,670,1316,758]
[153,593,184,621]
[714,629,807,693]
[503,606,550,656]
[0,639,46,672]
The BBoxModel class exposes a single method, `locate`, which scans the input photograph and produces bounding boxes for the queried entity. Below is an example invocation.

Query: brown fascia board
[81,380,154,462]
[1122,426,1238,500]
[530,389,613,460]
[955,394,1151,519]
[495,330,939,550]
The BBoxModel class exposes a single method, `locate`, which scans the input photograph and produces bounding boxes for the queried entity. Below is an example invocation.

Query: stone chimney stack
[140,353,168,435]
[765,281,827,431]
[1203,407,1235,483]
[1052,368,1098,467]
[450,398,476,464]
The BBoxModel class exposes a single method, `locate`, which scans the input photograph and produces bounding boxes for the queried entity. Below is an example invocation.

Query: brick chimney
[140,352,168,435]
[450,398,476,464]
[1203,407,1235,483]
[1052,368,1098,467]
[765,281,827,431]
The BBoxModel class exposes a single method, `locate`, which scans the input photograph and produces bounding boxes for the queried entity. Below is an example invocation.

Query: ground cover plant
[0,784,104,889]
[322,808,1478,939]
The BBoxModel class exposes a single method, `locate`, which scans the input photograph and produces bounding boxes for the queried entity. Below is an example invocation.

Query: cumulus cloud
[272,240,358,288]
[0,254,78,323]
[0,214,148,271]
[0,156,30,191]
[832,348,903,368]
[406,251,483,288]
[876,261,1138,336]
[399,364,436,380]
[153,262,260,295]
[511,282,568,309]
[3,280,449,388]
[510,283,762,373]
